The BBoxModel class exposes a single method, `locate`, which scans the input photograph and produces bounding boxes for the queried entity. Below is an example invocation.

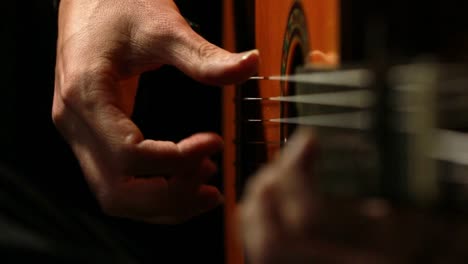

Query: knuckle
[197,42,219,61]
[51,98,66,128]
[55,57,115,110]
[51,71,104,134]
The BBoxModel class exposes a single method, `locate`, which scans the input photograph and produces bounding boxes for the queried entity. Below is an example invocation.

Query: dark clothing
[0,163,139,264]
[2,0,225,263]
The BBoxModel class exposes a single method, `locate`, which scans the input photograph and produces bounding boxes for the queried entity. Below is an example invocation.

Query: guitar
[222,1,468,263]
[222,1,341,263]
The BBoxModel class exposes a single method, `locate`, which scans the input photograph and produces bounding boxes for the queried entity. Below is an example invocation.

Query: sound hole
[281,44,305,144]
[279,0,309,145]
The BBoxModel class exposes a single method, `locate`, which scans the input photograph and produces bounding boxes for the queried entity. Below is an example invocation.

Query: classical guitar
[222,1,341,263]
[222,1,468,264]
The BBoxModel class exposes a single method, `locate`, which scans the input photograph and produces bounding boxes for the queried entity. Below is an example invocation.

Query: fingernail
[241,49,259,61]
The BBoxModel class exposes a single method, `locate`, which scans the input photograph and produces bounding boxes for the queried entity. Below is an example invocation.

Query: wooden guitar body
[223,1,340,263]
[221,1,468,263]
[255,0,339,160]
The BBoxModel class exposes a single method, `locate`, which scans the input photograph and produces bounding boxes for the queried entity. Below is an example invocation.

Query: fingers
[275,127,319,213]
[240,166,286,264]
[103,158,222,224]
[278,127,317,173]
[238,128,320,263]
[243,127,317,197]
[53,0,231,224]
[177,132,224,159]
[86,153,213,223]
[108,180,222,225]
[163,20,260,86]
[122,1,259,84]
[109,133,222,223]
[192,184,224,215]
[125,132,222,176]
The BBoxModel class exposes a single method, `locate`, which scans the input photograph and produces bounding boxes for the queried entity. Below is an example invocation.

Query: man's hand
[239,128,468,264]
[53,0,259,224]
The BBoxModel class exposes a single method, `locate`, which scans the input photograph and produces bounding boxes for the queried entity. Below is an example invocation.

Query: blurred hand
[52,0,259,224]
[238,128,468,264]
[238,128,321,263]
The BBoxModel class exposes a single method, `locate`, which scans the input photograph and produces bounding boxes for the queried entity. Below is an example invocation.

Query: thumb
[280,127,317,173]
[277,127,318,190]
[167,22,259,86]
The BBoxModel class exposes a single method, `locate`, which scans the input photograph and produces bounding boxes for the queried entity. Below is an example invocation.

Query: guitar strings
[237,65,468,180]
[245,112,370,130]
[238,123,468,168]
[241,69,374,127]
[249,68,373,87]
[241,66,468,116]
[243,90,374,108]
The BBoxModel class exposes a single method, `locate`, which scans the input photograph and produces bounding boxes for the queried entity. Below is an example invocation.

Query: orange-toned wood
[223,1,340,263]
[256,0,340,160]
